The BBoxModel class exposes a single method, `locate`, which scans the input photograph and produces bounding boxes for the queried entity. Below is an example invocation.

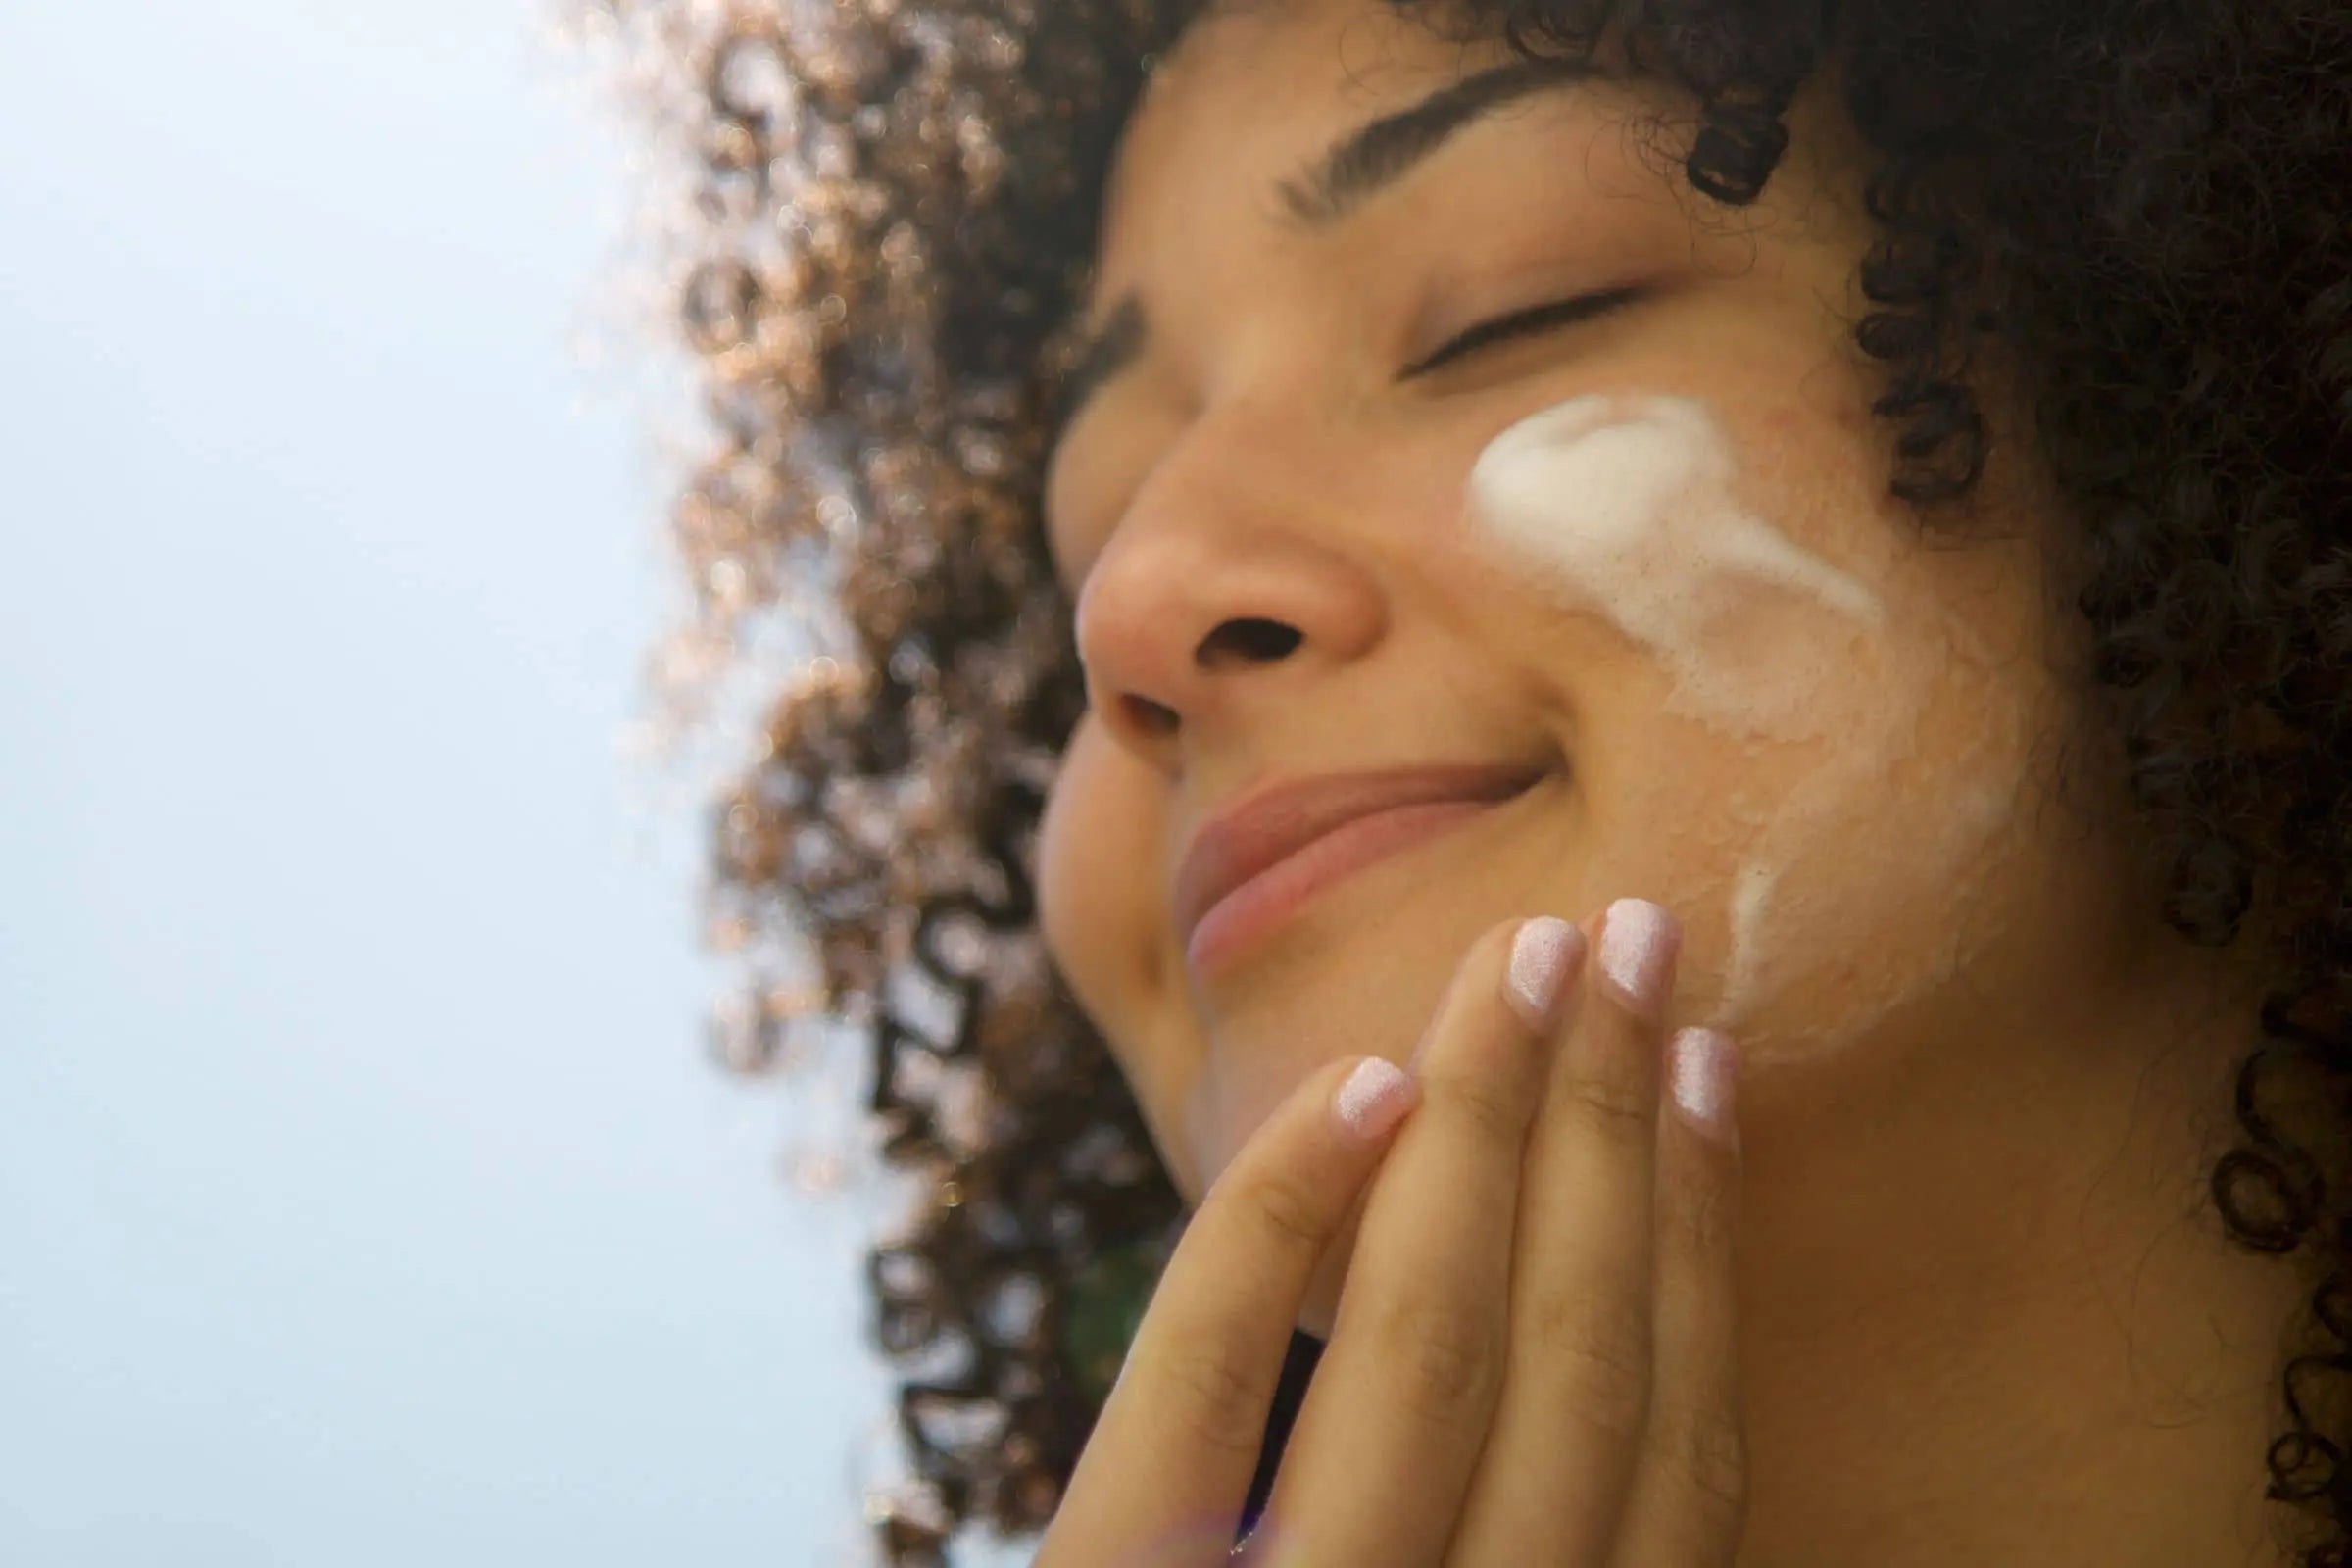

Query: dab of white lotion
[1462,394,1895,1034]
[1465,394,1886,741]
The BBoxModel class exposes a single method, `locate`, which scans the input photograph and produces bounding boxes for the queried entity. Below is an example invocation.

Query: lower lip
[1184,793,1526,981]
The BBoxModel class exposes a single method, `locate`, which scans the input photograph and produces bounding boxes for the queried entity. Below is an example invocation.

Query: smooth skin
[1036,1,2307,1560]
[1037,906,1744,1567]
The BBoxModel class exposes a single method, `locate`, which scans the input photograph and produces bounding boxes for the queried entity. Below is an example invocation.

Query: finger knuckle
[1557,1057,1653,1145]
[1435,1066,1531,1144]
[1150,1338,1272,1458]
[1647,1401,1750,1519]
[1377,1297,1502,1426]
[1529,1289,1652,1439]
[1670,1176,1736,1258]
[1234,1167,1330,1257]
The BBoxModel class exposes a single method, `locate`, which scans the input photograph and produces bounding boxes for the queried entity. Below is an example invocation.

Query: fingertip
[1332,1055,1417,1144]
[1505,915,1585,1035]
[1668,1026,1739,1152]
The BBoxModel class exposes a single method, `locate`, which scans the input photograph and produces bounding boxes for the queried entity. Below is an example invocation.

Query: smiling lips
[1174,761,1548,979]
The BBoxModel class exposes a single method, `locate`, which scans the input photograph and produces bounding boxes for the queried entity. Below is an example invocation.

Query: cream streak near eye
[1465,394,1886,740]
[1459,393,2027,1051]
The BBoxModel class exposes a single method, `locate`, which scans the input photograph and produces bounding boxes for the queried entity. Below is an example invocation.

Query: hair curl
[595,0,2352,1559]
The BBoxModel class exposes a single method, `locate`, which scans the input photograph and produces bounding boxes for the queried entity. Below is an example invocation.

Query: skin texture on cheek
[1462,393,2035,1055]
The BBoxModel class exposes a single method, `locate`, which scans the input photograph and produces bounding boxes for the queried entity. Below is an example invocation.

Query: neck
[1732,941,2322,1566]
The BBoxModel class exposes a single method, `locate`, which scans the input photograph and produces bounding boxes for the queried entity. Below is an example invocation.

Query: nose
[1071,480,1386,771]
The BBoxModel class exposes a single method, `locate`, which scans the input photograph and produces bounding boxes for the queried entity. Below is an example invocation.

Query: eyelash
[1399,283,1647,379]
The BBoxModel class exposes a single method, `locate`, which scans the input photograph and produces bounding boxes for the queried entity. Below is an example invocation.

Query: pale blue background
[0,4,939,1563]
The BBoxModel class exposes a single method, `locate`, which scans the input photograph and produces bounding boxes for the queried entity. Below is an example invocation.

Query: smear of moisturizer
[1461,392,2027,1051]
[1468,394,1886,742]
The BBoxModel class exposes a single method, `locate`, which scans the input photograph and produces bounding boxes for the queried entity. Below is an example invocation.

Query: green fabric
[1061,1237,1162,1405]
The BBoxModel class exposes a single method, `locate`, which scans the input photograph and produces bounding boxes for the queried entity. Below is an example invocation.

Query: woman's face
[1033,0,2147,1304]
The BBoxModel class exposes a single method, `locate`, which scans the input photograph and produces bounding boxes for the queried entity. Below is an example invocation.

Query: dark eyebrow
[1275,55,1594,229]
[1044,56,1595,452]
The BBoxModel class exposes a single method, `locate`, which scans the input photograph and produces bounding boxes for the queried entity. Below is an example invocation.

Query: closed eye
[1399,284,1647,379]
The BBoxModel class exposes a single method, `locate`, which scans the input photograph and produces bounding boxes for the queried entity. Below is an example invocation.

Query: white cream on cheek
[1467,394,1886,740]
[1462,393,2024,1050]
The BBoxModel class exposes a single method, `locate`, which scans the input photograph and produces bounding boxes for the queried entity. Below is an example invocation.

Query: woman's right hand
[1034,907,1748,1567]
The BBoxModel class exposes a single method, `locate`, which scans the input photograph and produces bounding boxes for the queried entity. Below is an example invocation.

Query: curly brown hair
[588,0,2352,1560]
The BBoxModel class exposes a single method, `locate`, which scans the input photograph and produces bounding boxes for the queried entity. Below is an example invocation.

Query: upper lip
[1172,760,1550,943]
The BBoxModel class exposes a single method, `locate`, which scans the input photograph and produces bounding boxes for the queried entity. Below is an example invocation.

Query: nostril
[1200,617,1302,667]
[1120,692,1180,735]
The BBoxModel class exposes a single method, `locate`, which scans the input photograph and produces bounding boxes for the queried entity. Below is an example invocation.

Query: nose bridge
[1071,400,1390,763]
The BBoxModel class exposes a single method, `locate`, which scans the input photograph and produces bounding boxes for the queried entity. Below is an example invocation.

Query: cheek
[1460,392,2067,1061]
[1575,629,2051,1063]
[1037,717,1210,1188]
[1037,715,1153,1020]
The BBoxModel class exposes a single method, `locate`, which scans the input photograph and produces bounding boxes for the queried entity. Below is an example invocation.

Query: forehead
[1098,0,1508,248]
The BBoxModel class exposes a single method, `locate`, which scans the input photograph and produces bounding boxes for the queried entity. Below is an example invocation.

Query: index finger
[1036,1053,1422,1568]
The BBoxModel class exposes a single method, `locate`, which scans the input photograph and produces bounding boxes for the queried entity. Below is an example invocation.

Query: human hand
[1035,901,1746,1567]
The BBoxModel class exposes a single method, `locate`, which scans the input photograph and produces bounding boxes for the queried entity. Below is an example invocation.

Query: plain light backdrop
[0,4,959,1563]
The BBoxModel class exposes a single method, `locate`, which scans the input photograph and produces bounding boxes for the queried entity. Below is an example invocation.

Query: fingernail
[1599,899,1680,1016]
[1670,1027,1738,1143]
[1334,1057,1416,1143]
[1505,916,1584,1034]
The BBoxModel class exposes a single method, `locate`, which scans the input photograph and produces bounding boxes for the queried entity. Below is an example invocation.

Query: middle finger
[1447,897,1681,1565]
[1243,914,1583,1566]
